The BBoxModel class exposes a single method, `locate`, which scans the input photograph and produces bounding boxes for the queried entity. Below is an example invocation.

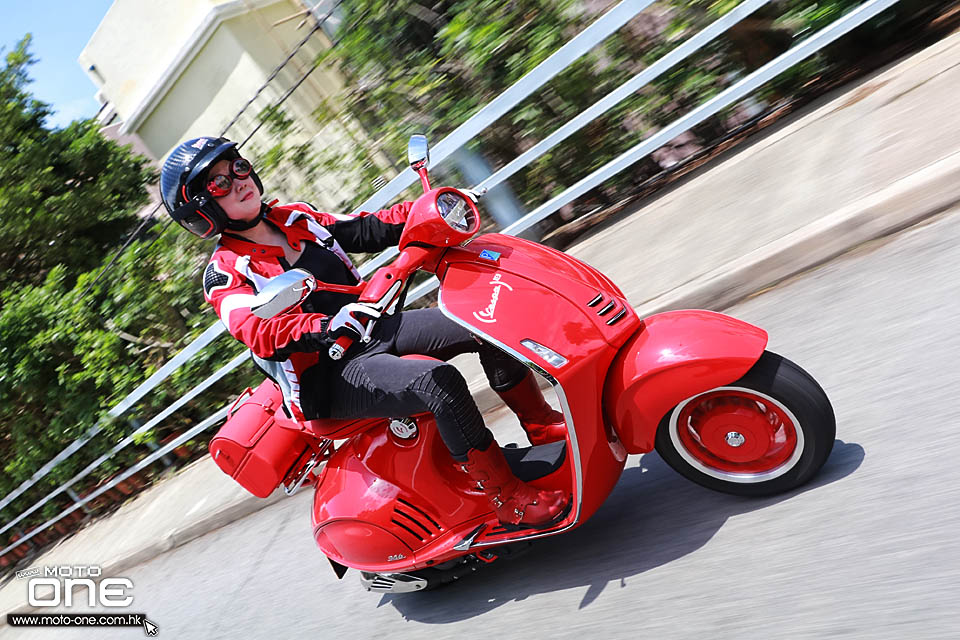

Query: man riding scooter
[160,136,569,527]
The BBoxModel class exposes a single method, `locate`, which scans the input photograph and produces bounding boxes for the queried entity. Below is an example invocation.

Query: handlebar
[327,318,377,360]
[328,337,350,360]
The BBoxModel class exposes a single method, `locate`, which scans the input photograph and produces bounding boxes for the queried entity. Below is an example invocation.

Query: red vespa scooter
[209,135,835,593]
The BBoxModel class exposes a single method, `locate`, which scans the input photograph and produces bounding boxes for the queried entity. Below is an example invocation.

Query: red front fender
[603,310,768,454]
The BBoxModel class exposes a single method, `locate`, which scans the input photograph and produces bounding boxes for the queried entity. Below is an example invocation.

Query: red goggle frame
[205,158,252,197]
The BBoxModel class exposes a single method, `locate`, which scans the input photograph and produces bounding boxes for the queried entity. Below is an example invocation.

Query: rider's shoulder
[207,244,243,269]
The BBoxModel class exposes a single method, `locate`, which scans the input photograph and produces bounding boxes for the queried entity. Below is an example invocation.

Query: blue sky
[2,1,115,128]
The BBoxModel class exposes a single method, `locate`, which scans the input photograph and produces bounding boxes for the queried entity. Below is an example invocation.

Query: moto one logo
[25,566,133,608]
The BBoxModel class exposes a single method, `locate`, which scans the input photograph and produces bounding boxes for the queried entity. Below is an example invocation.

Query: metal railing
[0,0,901,562]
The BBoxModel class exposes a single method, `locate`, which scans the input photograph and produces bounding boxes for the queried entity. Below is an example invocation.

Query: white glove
[327,302,382,341]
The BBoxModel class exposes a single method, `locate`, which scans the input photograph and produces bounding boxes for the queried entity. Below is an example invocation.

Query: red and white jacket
[202,200,413,420]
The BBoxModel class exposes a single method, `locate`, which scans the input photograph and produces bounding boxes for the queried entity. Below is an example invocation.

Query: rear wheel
[654,351,835,496]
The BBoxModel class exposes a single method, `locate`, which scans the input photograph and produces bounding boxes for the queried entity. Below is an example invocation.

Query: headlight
[436,192,474,232]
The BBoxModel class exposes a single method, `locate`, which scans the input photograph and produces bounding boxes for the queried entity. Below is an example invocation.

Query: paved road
[8,206,960,639]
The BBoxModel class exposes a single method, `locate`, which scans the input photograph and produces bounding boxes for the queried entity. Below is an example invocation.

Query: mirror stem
[417,167,431,193]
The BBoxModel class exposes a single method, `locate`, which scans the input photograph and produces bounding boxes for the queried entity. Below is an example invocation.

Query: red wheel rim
[671,388,802,479]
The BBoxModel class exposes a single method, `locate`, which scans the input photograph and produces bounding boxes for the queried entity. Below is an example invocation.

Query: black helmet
[160,136,265,238]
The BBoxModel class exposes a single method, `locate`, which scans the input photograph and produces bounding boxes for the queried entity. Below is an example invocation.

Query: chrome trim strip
[606,308,627,325]
[453,523,487,551]
[437,290,583,547]
[598,301,616,316]
[587,294,603,307]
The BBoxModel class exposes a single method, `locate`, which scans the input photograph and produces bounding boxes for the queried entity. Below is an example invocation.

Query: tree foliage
[290,0,941,220]
[0,37,257,530]
[0,36,157,291]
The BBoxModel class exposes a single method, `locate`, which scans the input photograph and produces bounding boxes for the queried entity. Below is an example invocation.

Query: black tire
[654,350,835,496]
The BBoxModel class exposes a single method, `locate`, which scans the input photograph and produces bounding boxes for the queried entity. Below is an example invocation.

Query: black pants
[323,308,527,461]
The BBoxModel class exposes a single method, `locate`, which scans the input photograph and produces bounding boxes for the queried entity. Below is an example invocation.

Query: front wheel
[654,351,835,496]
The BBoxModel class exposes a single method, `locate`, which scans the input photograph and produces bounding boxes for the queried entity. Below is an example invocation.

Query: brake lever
[361,318,377,343]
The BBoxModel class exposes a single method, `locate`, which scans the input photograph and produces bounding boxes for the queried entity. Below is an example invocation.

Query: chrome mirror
[251,269,316,319]
[407,135,429,171]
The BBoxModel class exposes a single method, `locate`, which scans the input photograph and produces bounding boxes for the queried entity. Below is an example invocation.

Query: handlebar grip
[328,335,353,360]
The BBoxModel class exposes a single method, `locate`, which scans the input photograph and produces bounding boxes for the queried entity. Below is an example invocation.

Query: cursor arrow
[143,618,159,636]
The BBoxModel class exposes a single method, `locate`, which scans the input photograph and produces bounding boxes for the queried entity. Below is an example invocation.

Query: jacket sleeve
[202,254,331,361]
[328,201,414,253]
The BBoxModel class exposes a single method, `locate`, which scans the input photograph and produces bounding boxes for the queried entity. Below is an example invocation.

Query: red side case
[209,380,310,498]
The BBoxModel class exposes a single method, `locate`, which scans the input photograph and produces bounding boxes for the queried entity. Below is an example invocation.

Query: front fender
[603,310,768,454]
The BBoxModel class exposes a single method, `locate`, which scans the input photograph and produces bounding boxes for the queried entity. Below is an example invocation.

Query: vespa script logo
[473,273,513,324]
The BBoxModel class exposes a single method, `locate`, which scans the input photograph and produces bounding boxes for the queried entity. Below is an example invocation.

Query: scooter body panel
[603,310,769,454]
[436,234,633,529]
[311,414,576,570]
[438,234,641,353]
[311,414,492,572]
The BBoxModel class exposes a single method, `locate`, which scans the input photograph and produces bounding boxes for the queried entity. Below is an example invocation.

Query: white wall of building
[79,0,383,210]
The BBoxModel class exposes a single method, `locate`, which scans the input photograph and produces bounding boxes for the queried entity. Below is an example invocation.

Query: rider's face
[207,158,261,223]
